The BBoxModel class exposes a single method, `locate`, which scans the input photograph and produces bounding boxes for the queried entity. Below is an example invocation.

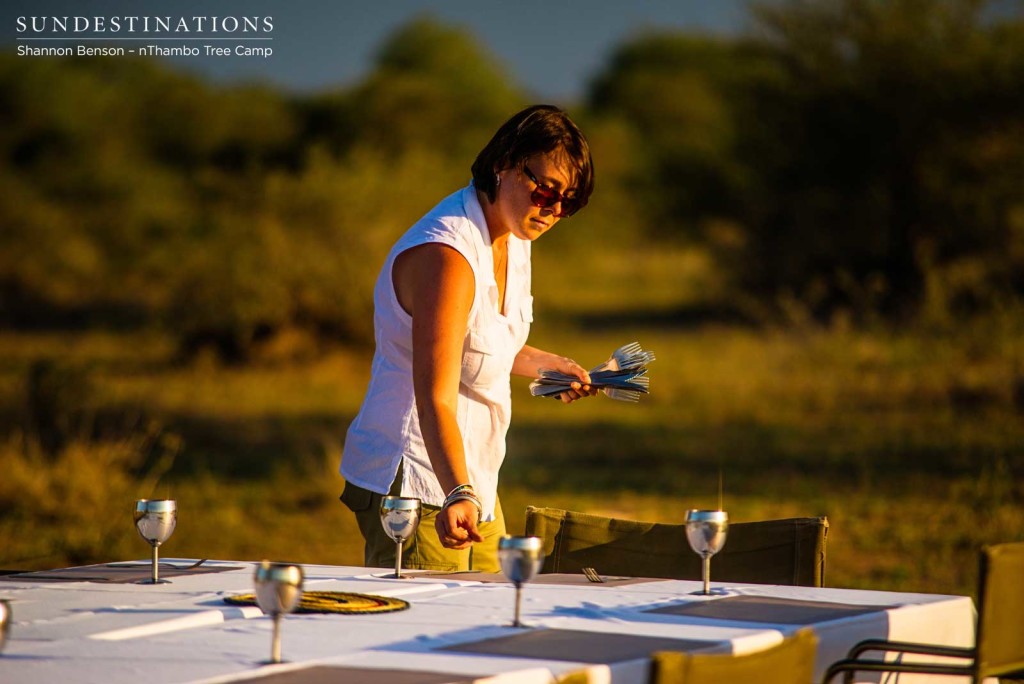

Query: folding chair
[651,628,818,684]
[524,506,828,586]
[822,541,1024,683]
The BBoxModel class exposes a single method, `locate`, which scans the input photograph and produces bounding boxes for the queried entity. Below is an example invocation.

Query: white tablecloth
[0,560,979,683]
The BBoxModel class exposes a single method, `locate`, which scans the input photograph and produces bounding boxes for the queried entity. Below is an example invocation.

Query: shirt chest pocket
[520,295,534,323]
[462,328,511,389]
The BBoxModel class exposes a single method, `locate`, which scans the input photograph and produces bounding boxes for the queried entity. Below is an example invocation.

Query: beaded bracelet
[445,483,476,500]
[443,491,482,521]
[444,491,481,509]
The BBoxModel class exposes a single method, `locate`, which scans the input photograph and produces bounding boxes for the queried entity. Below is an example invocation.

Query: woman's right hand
[435,500,485,550]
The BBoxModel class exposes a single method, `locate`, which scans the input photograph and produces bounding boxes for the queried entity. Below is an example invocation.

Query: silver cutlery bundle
[529,341,656,403]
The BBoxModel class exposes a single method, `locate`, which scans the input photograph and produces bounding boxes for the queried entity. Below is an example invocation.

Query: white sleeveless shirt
[340,185,533,521]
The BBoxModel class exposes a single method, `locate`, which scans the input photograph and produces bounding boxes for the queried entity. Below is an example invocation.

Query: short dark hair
[471,104,594,213]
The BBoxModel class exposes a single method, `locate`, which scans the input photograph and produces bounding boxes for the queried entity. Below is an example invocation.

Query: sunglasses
[523,165,581,218]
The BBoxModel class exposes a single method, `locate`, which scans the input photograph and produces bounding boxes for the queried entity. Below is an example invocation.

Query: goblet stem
[271,614,282,664]
[1,599,11,655]
[151,544,160,584]
[394,540,404,579]
[702,556,711,595]
[512,584,523,628]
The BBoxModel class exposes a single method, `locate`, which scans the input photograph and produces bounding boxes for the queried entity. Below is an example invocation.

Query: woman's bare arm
[392,243,484,549]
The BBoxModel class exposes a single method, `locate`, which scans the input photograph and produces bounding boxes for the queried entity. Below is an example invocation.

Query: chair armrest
[847,638,974,660]
[822,658,974,684]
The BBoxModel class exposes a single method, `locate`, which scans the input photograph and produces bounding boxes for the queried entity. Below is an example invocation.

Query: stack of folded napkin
[529,341,655,403]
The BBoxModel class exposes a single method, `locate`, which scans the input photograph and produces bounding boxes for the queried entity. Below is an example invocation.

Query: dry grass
[1,309,1022,599]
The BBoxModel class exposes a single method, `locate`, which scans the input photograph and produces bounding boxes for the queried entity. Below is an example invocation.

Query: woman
[340,105,596,572]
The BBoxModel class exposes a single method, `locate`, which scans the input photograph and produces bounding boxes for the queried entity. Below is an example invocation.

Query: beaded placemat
[223,591,409,614]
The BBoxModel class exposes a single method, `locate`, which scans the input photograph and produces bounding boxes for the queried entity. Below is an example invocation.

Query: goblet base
[689,587,729,596]
[137,578,173,585]
[369,571,414,579]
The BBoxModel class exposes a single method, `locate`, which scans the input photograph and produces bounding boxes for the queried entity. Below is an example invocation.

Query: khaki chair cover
[650,628,818,684]
[524,507,827,587]
[976,541,1024,678]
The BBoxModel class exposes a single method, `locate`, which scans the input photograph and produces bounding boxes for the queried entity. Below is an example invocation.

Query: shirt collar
[462,183,492,247]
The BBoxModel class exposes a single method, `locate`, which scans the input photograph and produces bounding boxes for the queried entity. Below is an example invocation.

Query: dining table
[0,559,981,683]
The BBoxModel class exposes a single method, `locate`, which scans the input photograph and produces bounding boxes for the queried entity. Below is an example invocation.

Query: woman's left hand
[549,357,597,404]
[512,345,600,404]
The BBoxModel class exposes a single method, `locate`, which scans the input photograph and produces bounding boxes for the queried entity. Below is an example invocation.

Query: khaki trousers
[340,477,505,573]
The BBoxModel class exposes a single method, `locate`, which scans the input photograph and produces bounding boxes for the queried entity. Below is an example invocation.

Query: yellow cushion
[651,629,818,684]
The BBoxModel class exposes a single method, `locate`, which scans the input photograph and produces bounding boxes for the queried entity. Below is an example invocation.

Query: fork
[604,388,642,403]
[160,558,208,569]
[110,558,208,569]
[592,343,650,403]
[581,567,605,583]
[591,342,643,374]
[532,342,653,401]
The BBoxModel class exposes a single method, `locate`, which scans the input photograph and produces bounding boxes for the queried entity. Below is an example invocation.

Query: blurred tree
[0,56,298,329]
[586,0,1024,321]
[168,150,452,362]
[0,56,173,325]
[299,15,526,164]
[588,33,759,239]
[741,0,1024,319]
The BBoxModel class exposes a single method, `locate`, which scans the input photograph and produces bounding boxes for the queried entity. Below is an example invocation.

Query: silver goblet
[133,499,177,584]
[0,599,10,655]
[379,496,421,579]
[254,561,304,664]
[498,535,543,628]
[685,509,729,595]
